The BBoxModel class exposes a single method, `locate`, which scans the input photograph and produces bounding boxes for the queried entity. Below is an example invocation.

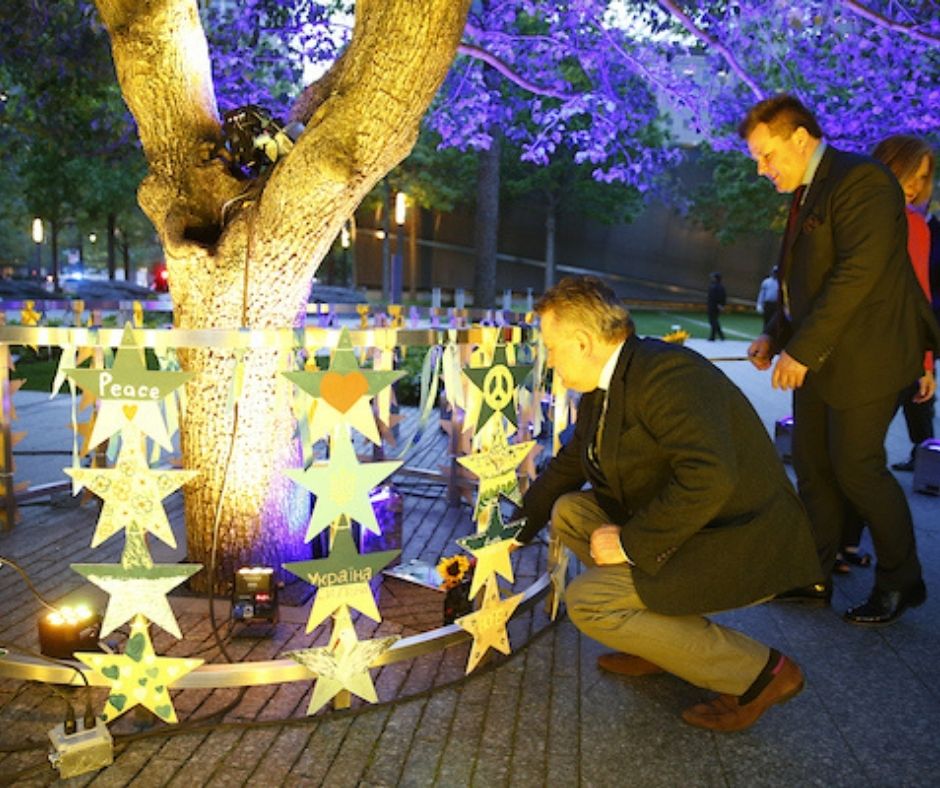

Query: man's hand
[747,335,774,370]
[771,351,808,390]
[913,371,936,403]
[590,525,627,566]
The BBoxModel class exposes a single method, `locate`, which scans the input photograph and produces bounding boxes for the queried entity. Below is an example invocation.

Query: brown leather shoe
[597,652,665,677]
[681,655,804,732]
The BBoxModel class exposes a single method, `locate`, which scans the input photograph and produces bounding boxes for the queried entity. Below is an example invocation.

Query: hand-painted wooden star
[65,434,197,549]
[284,328,404,446]
[285,428,401,543]
[457,508,525,599]
[71,562,202,639]
[462,344,532,434]
[286,629,399,715]
[457,426,535,520]
[456,577,524,674]
[283,525,399,633]
[547,538,569,621]
[65,325,192,451]
[76,616,202,723]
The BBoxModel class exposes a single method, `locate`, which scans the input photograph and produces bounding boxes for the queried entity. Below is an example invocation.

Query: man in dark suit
[739,95,940,625]
[514,276,821,732]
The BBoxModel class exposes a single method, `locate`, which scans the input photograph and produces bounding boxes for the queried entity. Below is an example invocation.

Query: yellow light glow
[32,218,43,244]
[395,192,407,226]
[375,229,386,240]
[340,225,351,249]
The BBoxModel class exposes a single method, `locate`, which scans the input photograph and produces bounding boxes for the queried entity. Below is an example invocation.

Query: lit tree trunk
[107,213,117,280]
[94,0,470,590]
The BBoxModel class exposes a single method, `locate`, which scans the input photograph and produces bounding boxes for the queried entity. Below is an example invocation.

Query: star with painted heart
[285,428,401,543]
[283,524,399,632]
[286,629,399,715]
[462,343,532,434]
[457,507,525,599]
[75,616,202,723]
[284,328,404,446]
[71,562,202,639]
[65,325,192,451]
[456,576,524,674]
[457,427,535,520]
[65,433,197,550]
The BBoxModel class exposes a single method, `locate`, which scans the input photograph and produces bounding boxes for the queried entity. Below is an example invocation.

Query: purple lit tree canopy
[8,0,937,576]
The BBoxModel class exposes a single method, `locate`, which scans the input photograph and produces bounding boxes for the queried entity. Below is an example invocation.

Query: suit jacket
[516,335,821,616]
[770,146,940,408]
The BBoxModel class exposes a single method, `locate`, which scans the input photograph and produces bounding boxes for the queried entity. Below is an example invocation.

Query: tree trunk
[93,0,470,590]
[107,213,117,280]
[544,201,557,294]
[474,129,501,309]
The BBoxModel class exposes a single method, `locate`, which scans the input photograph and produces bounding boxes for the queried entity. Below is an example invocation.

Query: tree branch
[842,0,940,45]
[456,42,576,100]
[654,0,764,99]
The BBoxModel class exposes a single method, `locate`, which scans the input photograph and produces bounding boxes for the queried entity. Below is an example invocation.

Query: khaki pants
[554,491,768,695]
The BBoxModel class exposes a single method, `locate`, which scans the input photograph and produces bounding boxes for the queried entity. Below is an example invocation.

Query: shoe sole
[772,596,831,608]
[843,597,926,628]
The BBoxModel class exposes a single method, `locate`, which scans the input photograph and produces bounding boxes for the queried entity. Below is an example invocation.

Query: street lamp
[31,217,43,277]
[392,192,407,304]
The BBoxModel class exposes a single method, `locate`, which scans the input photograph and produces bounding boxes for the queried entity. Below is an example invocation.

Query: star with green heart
[65,432,197,549]
[76,616,202,723]
[286,625,399,715]
[65,324,192,451]
[462,343,532,435]
[284,328,404,446]
[71,562,202,639]
[455,576,524,674]
[285,428,401,543]
[457,426,535,520]
[283,525,399,632]
[456,507,525,599]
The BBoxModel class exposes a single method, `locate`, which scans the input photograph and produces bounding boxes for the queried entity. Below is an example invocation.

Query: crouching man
[514,276,822,731]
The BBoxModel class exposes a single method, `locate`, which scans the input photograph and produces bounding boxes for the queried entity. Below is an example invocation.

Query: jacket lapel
[597,336,634,469]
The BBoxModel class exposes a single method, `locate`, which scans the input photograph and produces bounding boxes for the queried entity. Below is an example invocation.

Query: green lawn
[630,309,764,341]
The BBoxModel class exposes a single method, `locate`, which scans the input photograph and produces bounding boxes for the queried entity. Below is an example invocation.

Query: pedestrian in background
[707,271,726,340]
[756,266,779,331]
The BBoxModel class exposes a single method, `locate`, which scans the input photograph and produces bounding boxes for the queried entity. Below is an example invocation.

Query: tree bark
[474,130,501,309]
[93,0,470,590]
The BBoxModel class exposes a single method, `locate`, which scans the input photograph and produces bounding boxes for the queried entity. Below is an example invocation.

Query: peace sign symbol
[482,365,515,411]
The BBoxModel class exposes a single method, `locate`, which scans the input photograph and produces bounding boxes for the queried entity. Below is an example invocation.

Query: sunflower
[662,328,690,345]
[436,554,471,589]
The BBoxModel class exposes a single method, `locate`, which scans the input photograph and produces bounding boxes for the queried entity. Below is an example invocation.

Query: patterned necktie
[588,389,608,470]
[778,184,806,317]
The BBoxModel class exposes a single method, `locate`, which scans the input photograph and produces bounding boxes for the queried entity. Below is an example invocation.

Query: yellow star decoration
[286,627,399,715]
[76,617,202,723]
[456,577,524,674]
[65,433,197,549]
[65,324,192,451]
[547,537,569,621]
[72,562,202,639]
[457,427,535,520]
[464,538,517,600]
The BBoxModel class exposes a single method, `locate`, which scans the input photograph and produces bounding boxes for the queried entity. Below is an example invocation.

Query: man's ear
[572,327,593,355]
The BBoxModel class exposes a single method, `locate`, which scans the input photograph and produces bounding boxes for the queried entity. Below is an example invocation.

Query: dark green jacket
[517,335,822,616]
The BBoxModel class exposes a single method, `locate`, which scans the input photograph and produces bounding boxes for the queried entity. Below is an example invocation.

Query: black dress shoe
[774,582,832,606]
[844,580,927,627]
[891,457,916,472]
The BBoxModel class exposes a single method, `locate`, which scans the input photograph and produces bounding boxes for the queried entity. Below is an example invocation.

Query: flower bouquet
[437,555,475,624]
